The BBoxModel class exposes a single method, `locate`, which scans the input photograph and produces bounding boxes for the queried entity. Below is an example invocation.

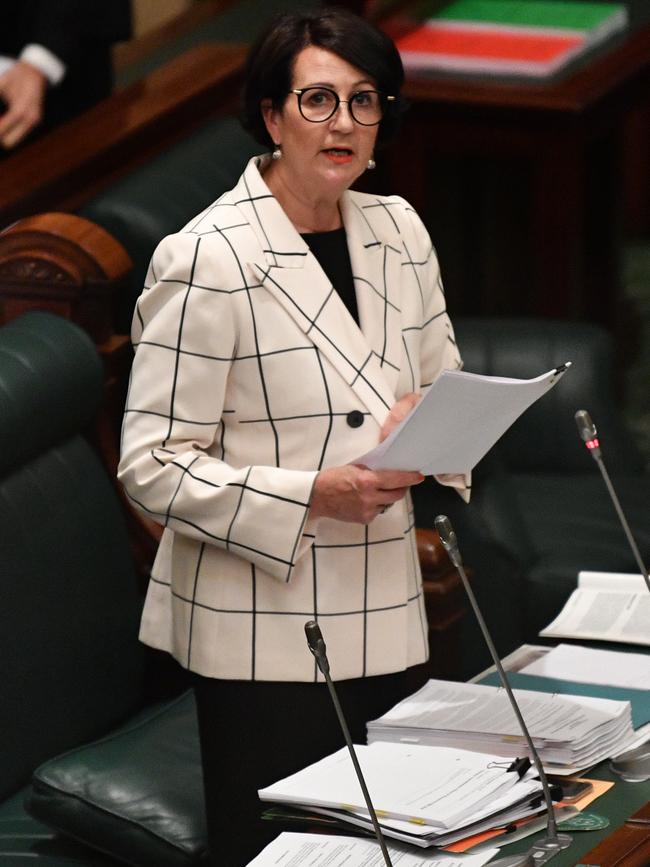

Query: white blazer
[118,154,467,682]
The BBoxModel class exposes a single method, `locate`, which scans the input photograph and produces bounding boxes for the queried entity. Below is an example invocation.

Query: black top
[301,227,359,325]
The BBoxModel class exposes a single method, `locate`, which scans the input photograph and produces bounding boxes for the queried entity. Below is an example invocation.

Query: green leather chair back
[0,312,145,801]
[80,115,260,333]
[455,317,644,475]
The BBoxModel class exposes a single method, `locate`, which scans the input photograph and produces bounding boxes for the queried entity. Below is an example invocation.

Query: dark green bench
[0,312,207,866]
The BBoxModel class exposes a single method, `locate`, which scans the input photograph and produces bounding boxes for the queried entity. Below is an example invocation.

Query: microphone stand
[574,410,650,593]
[574,410,650,781]
[434,515,572,865]
[304,621,393,867]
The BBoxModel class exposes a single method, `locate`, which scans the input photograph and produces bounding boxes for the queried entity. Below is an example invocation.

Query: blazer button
[346,410,364,428]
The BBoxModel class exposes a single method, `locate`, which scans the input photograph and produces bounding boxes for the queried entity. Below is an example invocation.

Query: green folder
[418,0,626,32]
[478,671,650,730]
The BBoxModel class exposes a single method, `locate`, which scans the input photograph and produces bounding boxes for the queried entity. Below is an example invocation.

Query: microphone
[434,515,572,862]
[574,410,650,594]
[304,621,393,867]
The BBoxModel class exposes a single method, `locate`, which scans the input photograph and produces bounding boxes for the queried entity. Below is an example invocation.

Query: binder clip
[507,757,531,779]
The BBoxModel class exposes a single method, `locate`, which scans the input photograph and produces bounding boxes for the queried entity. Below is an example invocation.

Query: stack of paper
[510,643,650,759]
[259,741,548,849]
[246,831,499,866]
[366,679,636,774]
[388,0,628,79]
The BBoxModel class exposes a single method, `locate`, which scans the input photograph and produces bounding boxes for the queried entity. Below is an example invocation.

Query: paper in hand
[357,365,570,475]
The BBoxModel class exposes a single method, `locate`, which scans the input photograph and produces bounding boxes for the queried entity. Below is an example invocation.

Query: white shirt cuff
[20,44,66,86]
[0,56,15,77]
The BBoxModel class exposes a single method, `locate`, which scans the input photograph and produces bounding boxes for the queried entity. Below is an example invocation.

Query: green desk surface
[493,763,650,865]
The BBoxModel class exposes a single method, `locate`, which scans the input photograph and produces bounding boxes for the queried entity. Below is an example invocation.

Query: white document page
[579,571,650,591]
[368,679,627,746]
[357,365,569,474]
[539,571,650,645]
[313,773,542,846]
[259,742,524,830]
[520,643,650,689]
[367,679,635,772]
[245,832,499,866]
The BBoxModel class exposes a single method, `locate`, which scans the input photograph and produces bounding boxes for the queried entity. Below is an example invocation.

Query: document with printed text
[245,832,499,866]
[539,571,650,646]
[366,678,635,773]
[358,365,570,474]
[259,741,542,831]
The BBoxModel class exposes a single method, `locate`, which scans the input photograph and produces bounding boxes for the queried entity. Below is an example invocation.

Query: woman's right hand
[309,464,425,524]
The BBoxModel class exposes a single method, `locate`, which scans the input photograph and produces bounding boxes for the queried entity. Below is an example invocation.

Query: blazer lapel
[341,193,403,398]
[234,157,400,425]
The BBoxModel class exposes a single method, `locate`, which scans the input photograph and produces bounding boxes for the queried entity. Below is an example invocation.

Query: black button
[346,410,364,428]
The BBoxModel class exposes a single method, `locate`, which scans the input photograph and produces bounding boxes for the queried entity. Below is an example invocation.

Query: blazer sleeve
[402,199,471,502]
[118,232,319,583]
[27,0,131,64]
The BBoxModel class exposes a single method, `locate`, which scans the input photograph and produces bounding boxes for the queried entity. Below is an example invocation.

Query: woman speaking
[119,7,468,864]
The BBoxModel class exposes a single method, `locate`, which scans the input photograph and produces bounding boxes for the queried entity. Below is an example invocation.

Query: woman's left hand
[379,392,421,442]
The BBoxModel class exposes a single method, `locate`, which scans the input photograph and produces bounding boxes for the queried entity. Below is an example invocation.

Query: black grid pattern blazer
[118,155,467,682]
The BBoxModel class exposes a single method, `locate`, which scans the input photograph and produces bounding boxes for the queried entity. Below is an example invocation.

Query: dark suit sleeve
[27,0,131,65]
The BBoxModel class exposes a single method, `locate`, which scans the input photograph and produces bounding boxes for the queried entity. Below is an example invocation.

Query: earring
[272,144,282,160]
[367,156,376,170]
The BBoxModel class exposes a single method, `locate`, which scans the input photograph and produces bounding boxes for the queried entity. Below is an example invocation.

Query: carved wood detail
[0,213,132,342]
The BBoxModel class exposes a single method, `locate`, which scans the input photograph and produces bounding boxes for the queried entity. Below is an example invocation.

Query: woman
[118,7,468,864]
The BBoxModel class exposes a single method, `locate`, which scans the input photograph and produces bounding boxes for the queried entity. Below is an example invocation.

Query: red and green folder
[391,0,629,78]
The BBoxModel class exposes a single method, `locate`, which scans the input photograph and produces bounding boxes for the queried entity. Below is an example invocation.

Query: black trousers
[192,665,428,866]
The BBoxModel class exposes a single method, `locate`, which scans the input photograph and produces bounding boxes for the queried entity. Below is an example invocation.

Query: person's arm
[26,0,132,64]
[118,232,324,584]
[0,0,131,148]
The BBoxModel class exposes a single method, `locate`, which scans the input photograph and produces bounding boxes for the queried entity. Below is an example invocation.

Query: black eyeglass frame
[289,87,396,126]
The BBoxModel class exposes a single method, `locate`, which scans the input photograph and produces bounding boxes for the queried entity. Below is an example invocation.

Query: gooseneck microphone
[574,409,650,594]
[434,515,572,861]
[304,621,393,867]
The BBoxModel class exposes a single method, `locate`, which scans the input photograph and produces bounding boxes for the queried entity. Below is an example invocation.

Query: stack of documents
[366,679,637,774]
[388,0,628,80]
[246,831,499,866]
[502,642,650,759]
[259,741,547,849]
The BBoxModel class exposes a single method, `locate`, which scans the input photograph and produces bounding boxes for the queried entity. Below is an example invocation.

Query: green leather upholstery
[0,311,197,865]
[457,318,643,475]
[0,313,144,803]
[454,318,650,639]
[80,115,260,332]
[27,692,207,867]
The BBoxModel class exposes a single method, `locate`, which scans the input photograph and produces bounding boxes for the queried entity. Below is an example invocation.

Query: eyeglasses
[290,87,395,126]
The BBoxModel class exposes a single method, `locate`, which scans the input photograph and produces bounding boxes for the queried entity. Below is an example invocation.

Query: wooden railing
[0,42,247,229]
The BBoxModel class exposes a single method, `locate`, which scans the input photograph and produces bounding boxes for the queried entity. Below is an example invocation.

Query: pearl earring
[367,156,376,170]
[272,145,282,160]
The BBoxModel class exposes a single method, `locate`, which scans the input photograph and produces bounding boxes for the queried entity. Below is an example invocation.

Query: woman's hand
[309,464,424,524]
[380,392,421,442]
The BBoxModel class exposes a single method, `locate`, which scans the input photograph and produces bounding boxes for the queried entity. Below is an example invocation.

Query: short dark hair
[241,7,405,149]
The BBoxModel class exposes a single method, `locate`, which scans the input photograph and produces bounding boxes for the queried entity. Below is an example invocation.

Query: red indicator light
[586,439,600,450]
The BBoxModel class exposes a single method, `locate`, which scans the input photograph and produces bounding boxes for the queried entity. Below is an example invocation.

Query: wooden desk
[0,42,246,229]
[380,19,650,329]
